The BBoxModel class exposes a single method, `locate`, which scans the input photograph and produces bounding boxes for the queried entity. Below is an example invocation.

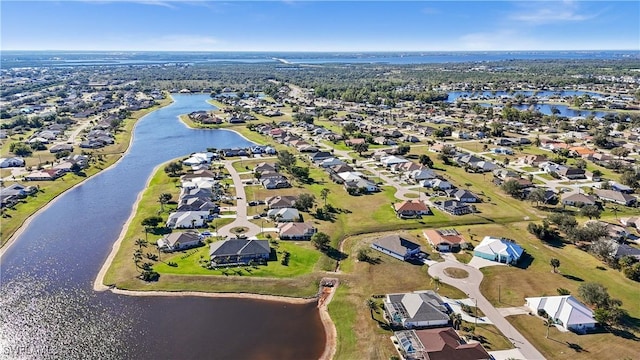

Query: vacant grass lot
[508,314,640,360]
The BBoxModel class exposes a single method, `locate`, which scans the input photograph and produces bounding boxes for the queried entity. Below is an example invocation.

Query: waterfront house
[435,200,473,216]
[157,231,202,252]
[393,327,491,360]
[371,234,421,261]
[384,291,450,329]
[209,239,271,265]
[473,236,524,264]
[525,295,597,333]
[423,229,467,252]
[166,211,206,229]
[24,169,65,181]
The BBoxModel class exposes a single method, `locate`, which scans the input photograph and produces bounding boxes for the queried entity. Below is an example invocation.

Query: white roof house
[267,207,300,222]
[166,211,207,228]
[473,236,524,264]
[380,155,409,167]
[183,152,214,166]
[319,157,345,168]
[525,295,597,333]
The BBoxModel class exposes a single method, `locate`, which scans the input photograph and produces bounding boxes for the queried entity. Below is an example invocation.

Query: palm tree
[320,188,330,207]
[431,276,441,290]
[133,250,143,271]
[366,298,378,320]
[450,313,463,330]
[158,193,172,212]
[135,238,148,250]
[550,258,560,273]
[611,206,620,220]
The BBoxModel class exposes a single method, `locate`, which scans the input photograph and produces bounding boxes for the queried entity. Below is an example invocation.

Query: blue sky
[1,1,639,51]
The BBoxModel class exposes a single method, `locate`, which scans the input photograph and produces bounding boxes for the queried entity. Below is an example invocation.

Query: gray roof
[387,291,449,324]
[163,231,201,247]
[373,235,420,254]
[209,239,270,258]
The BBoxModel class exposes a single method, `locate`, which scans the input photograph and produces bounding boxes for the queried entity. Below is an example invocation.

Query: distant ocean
[1,50,639,67]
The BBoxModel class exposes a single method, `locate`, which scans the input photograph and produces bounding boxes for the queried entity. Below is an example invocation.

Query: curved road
[216,160,261,238]
[428,260,545,359]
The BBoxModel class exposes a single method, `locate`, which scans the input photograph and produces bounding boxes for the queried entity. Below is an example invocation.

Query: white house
[166,211,207,228]
[319,157,345,168]
[183,152,214,166]
[380,155,409,167]
[525,295,597,333]
[422,178,453,190]
[408,168,437,182]
[267,207,300,222]
[473,236,524,264]
[0,157,25,168]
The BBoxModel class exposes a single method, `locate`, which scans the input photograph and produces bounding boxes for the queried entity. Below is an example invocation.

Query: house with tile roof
[209,239,271,265]
[393,327,491,360]
[393,200,431,218]
[423,229,468,252]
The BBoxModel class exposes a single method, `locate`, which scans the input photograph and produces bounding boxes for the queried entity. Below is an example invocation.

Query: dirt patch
[444,267,469,279]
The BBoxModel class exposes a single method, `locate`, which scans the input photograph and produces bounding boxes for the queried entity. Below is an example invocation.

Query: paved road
[216,160,261,238]
[428,260,546,360]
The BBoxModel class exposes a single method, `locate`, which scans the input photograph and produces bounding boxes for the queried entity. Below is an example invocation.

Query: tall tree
[550,258,560,273]
[353,142,369,156]
[366,298,378,320]
[311,232,330,251]
[158,193,172,212]
[419,154,434,168]
[320,188,331,207]
[277,150,297,169]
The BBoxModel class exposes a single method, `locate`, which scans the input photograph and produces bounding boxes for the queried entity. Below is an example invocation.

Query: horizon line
[2,49,639,53]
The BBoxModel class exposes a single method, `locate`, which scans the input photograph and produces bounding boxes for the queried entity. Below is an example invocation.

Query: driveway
[428,260,545,359]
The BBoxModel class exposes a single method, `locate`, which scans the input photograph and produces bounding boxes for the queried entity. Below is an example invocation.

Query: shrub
[557,288,571,295]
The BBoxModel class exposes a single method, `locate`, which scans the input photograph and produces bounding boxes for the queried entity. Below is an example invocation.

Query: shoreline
[177,113,262,146]
[0,97,175,258]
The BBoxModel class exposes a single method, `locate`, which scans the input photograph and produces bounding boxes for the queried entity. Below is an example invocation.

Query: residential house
[384,291,450,329]
[525,296,597,333]
[452,189,480,203]
[422,178,453,190]
[558,167,586,180]
[157,231,202,252]
[209,239,271,265]
[585,220,629,241]
[473,236,524,264]
[309,151,333,163]
[0,157,25,168]
[610,242,640,260]
[24,169,65,181]
[371,234,421,261]
[254,162,279,174]
[166,211,206,229]
[266,195,297,209]
[344,178,379,193]
[520,154,548,167]
[393,200,431,219]
[561,192,598,207]
[267,207,300,222]
[394,327,491,360]
[435,200,473,215]
[423,229,467,252]
[0,183,37,208]
[261,175,291,189]
[49,144,74,153]
[593,189,636,206]
[380,155,409,167]
[319,157,345,168]
[278,222,317,240]
[407,168,437,182]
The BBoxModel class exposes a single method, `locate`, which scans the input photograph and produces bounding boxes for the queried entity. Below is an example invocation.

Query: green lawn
[154,240,321,278]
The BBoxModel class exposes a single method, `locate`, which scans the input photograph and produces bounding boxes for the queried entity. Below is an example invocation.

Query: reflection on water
[0,278,134,359]
[0,95,326,359]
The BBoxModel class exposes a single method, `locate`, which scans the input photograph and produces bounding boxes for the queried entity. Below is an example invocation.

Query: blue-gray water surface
[0,94,325,360]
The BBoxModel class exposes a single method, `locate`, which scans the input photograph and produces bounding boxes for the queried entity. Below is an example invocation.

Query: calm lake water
[0,94,326,359]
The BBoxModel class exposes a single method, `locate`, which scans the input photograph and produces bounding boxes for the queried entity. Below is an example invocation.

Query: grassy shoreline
[0,96,174,247]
